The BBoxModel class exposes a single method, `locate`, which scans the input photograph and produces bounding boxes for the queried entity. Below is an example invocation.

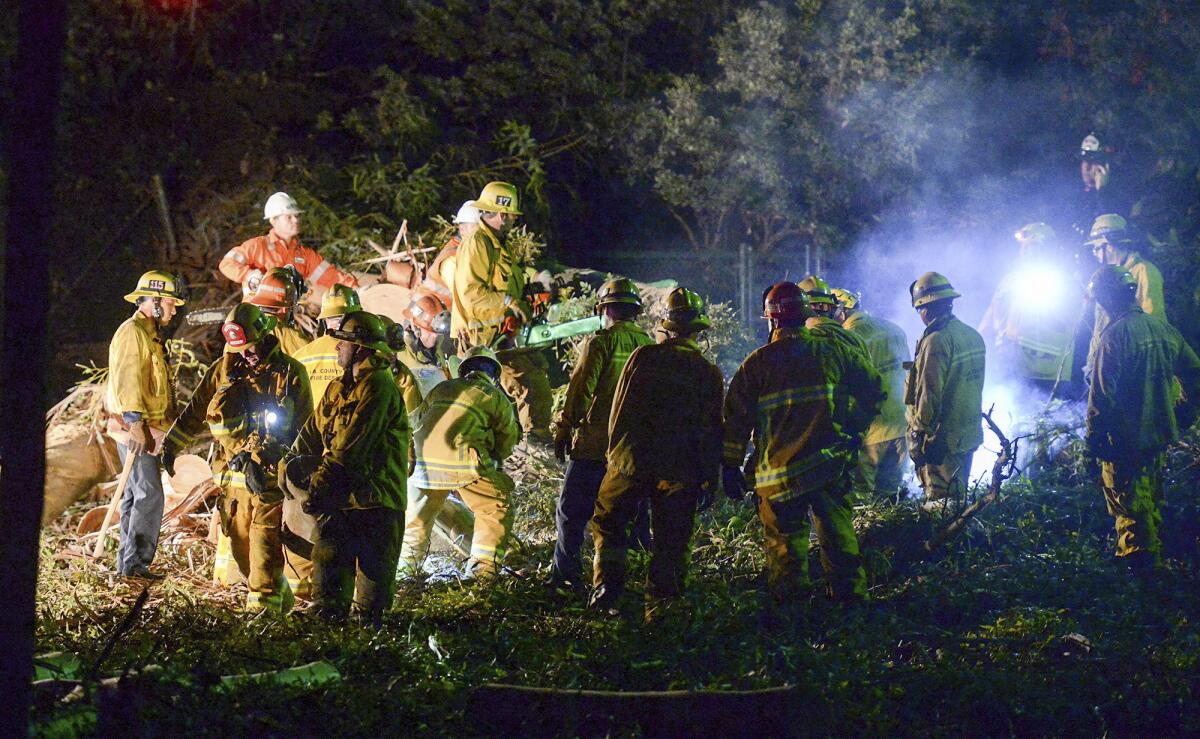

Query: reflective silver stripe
[308,260,332,284]
[223,250,247,264]
[466,317,504,329]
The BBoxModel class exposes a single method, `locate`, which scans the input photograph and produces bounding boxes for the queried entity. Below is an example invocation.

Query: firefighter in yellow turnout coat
[723,283,884,602]
[402,346,521,578]
[1086,266,1200,570]
[163,304,312,611]
[288,312,409,622]
[451,181,552,443]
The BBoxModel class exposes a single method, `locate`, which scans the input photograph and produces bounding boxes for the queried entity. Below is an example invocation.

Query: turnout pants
[1100,452,1166,563]
[116,444,165,575]
[591,471,699,605]
[916,451,973,501]
[552,458,650,584]
[497,349,552,444]
[311,506,403,621]
[401,472,515,575]
[757,482,867,602]
[221,486,290,612]
[854,437,906,502]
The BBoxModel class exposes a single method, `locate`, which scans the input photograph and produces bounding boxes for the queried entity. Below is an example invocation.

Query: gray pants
[116,444,164,575]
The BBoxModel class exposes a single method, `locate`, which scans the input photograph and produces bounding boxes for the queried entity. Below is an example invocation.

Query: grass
[30,431,1200,737]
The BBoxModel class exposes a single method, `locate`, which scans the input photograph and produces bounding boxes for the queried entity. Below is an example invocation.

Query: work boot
[544,572,586,599]
[121,566,165,581]
[587,583,622,616]
[461,558,498,583]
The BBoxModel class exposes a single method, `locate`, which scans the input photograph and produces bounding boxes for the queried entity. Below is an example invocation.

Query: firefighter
[977,223,1076,392]
[398,293,458,397]
[905,272,987,509]
[163,303,312,611]
[220,191,358,296]
[104,270,186,579]
[548,278,654,592]
[294,284,361,404]
[724,283,883,602]
[832,287,911,502]
[286,284,365,597]
[1071,133,1135,238]
[589,288,725,622]
[286,311,409,623]
[451,181,553,444]
[799,275,870,356]
[402,346,521,579]
[1085,266,1200,572]
[249,266,312,356]
[424,201,480,308]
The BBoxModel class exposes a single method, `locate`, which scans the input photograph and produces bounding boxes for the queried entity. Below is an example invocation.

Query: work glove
[127,420,155,456]
[721,464,747,501]
[507,299,532,326]
[243,270,264,295]
[553,426,572,464]
[229,451,268,495]
[161,446,177,478]
[907,430,927,468]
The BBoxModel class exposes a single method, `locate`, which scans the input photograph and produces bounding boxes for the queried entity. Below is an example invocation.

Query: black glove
[721,464,747,501]
[161,446,177,478]
[244,459,268,495]
[553,426,572,464]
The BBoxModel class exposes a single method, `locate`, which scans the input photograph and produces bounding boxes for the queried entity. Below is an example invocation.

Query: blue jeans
[551,458,649,583]
[116,444,165,574]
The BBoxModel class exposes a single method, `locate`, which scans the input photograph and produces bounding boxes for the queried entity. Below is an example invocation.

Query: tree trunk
[0,1,68,734]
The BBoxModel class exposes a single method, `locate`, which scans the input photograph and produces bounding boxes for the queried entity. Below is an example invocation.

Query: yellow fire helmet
[830,287,860,311]
[124,270,187,305]
[909,271,961,308]
[318,284,362,319]
[469,181,523,216]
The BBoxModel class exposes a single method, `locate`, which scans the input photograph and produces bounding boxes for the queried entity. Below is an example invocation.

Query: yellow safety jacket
[164,336,312,491]
[409,374,520,491]
[905,314,986,460]
[843,311,910,444]
[105,311,172,428]
[723,327,884,500]
[607,338,725,486]
[554,320,653,461]
[1087,308,1200,458]
[293,359,409,511]
[450,222,525,347]
[978,268,1075,382]
[295,334,422,414]
[272,324,311,358]
[1090,252,1168,369]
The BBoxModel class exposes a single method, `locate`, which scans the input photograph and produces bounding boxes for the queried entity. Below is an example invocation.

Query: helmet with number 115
[124,270,188,305]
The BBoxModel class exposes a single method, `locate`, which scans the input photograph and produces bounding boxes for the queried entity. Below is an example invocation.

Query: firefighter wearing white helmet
[451,181,553,444]
[832,287,912,503]
[424,201,481,307]
[103,270,187,579]
[220,190,359,296]
[1071,132,1134,238]
[402,344,521,580]
[286,311,409,623]
[905,272,986,509]
[976,223,1076,389]
[162,302,313,612]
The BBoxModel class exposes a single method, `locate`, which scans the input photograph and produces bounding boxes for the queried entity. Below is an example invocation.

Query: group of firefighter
[102,155,1200,624]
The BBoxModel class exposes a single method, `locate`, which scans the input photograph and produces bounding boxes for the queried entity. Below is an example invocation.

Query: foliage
[31,428,1200,735]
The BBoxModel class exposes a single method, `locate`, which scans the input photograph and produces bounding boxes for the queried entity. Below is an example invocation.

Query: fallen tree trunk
[470,682,801,737]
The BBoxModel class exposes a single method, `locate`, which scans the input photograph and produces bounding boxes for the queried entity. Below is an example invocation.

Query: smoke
[817,61,1097,488]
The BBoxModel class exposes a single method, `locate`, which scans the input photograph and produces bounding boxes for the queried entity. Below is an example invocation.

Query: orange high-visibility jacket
[220,230,358,291]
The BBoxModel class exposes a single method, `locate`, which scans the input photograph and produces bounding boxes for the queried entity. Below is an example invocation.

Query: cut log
[357,283,414,324]
[470,682,801,737]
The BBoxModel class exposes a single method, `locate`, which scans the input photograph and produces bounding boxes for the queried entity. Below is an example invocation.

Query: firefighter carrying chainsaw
[450,181,553,445]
